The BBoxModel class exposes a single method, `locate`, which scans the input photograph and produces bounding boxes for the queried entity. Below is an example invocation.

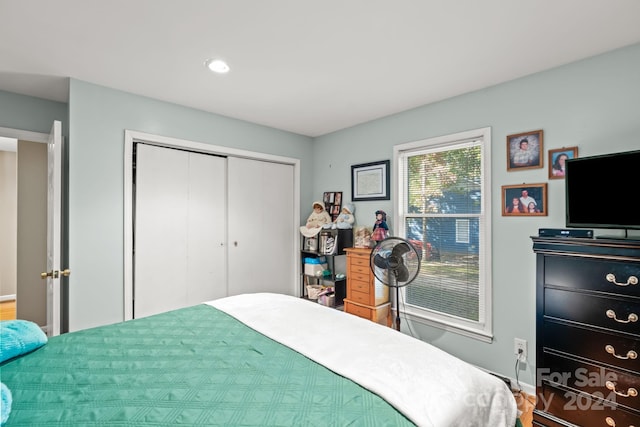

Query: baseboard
[477,365,536,396]
[0,294,16,302]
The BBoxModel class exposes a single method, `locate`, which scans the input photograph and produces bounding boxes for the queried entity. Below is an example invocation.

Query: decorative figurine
[300,201,332,238]
[371,209,389,243]
[354,226,372,248]
[334,203,355,229]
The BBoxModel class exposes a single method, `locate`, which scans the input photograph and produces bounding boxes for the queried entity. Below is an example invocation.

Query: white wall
[1,42,638,385]
[66,80,313,331]
[312,42,640,386]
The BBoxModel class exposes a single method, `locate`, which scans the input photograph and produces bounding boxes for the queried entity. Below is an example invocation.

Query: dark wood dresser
[532,237,640,427]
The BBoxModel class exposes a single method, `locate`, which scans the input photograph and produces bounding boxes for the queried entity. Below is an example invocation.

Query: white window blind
[395,127,492,341]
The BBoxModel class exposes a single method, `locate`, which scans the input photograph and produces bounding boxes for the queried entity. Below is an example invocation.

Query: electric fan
[370,237,421,331]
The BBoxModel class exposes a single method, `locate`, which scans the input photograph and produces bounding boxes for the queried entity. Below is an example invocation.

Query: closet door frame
[123,130,300,321]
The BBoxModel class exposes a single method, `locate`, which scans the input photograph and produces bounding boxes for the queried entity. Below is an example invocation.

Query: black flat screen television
[565,149,640,231]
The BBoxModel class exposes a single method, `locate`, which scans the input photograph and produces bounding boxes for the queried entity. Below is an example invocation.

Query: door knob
[40,269,71,279]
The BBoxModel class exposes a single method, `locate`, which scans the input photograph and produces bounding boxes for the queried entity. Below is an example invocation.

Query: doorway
[0,128,48,326]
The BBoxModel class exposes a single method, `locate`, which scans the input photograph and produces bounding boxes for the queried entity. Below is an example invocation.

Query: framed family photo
[502,183,548,216]
[506,130,544,171]
[351,160,390,201]
[548,146,578,179]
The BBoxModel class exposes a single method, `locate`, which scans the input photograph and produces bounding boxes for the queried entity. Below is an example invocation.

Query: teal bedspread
[0,305,414,426]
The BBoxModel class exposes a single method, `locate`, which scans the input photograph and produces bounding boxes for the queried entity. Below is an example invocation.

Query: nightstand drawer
[545,288,640,337]
[543,321,640,374]
[545,256,640,298]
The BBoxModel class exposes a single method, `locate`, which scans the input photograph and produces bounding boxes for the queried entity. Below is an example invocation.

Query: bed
[0,293,517,426]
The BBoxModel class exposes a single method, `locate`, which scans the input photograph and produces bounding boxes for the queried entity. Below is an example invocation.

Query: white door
[44,120,64,336]
[134,144,227,318]
[227,157,296,296]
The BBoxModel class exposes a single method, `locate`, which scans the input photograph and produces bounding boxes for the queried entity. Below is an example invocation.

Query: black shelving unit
[300,229,353,307]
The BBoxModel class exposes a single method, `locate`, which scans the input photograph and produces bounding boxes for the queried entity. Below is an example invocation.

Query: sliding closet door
[227,157,296,296]
[134,144,227,318]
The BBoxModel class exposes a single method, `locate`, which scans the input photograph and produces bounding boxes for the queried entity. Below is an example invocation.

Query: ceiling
[2,1,640,137]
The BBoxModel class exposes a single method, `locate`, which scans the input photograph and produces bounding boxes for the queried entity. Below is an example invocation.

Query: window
[394,127,492,342]
[455,219,470,244]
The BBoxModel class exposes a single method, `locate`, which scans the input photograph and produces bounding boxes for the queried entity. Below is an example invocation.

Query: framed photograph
[548,146,578,179]
[323,191,342,221]
[507,130,544,171]
[351,160,390,201]
[502,183,548,216]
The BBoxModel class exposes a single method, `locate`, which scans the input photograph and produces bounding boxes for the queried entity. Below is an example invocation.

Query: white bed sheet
[208,292,517,427]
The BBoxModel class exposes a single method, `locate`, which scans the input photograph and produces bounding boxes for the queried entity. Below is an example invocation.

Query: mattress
[1,293,517,426]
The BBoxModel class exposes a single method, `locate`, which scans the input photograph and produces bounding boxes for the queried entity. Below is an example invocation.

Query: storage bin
[306,285,323,300]
[317,293,335,307]
[304,256,327,276]
[304,263,327,276]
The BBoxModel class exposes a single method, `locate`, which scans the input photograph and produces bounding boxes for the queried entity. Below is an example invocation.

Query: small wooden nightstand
[343,247,392,327]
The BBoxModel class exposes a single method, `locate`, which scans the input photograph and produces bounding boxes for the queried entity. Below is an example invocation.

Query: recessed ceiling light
[205,58,230,74]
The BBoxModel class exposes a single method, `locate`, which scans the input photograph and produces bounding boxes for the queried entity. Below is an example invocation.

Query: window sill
[403,310,493,343]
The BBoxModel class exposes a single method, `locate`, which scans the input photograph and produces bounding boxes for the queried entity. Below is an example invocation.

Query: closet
[133,143,295,319]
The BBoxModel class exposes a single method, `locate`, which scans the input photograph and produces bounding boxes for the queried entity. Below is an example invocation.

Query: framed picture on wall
[548,146,578,179]
[323,191,342,221]
[507,130,544,171]
[351,160,390,201]
[502,183,548,216]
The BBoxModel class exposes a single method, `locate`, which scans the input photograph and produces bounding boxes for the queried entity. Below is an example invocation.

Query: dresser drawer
[545,288,640,337]
[542,352,640,412]
[545,256,640,298]
[350,289,371,305]
[345,300,371,319]
[344,300,390,326]
[537,382,637,427]
[349,278,369,294]
[350,264,370,275]
[349,271,370,283]
[543,321,640,374]
[348,253,370,267]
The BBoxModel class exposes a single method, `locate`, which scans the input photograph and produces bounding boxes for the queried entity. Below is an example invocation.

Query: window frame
[393,127,493,342]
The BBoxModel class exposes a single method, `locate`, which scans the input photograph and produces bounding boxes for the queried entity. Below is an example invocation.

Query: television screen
[565,150,640,230]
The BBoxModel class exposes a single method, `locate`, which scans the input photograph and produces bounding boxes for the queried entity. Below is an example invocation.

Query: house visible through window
[455,219,470,244]
[394,127,492,341]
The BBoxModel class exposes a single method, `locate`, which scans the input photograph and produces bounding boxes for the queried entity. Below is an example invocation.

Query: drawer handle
[606,273,639,287]
[605,381,638,398]
[605,416,638,427]
[605,345,638,360]
[606,309,639,324]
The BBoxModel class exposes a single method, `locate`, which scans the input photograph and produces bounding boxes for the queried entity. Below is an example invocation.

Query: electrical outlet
[514,338,527,363]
